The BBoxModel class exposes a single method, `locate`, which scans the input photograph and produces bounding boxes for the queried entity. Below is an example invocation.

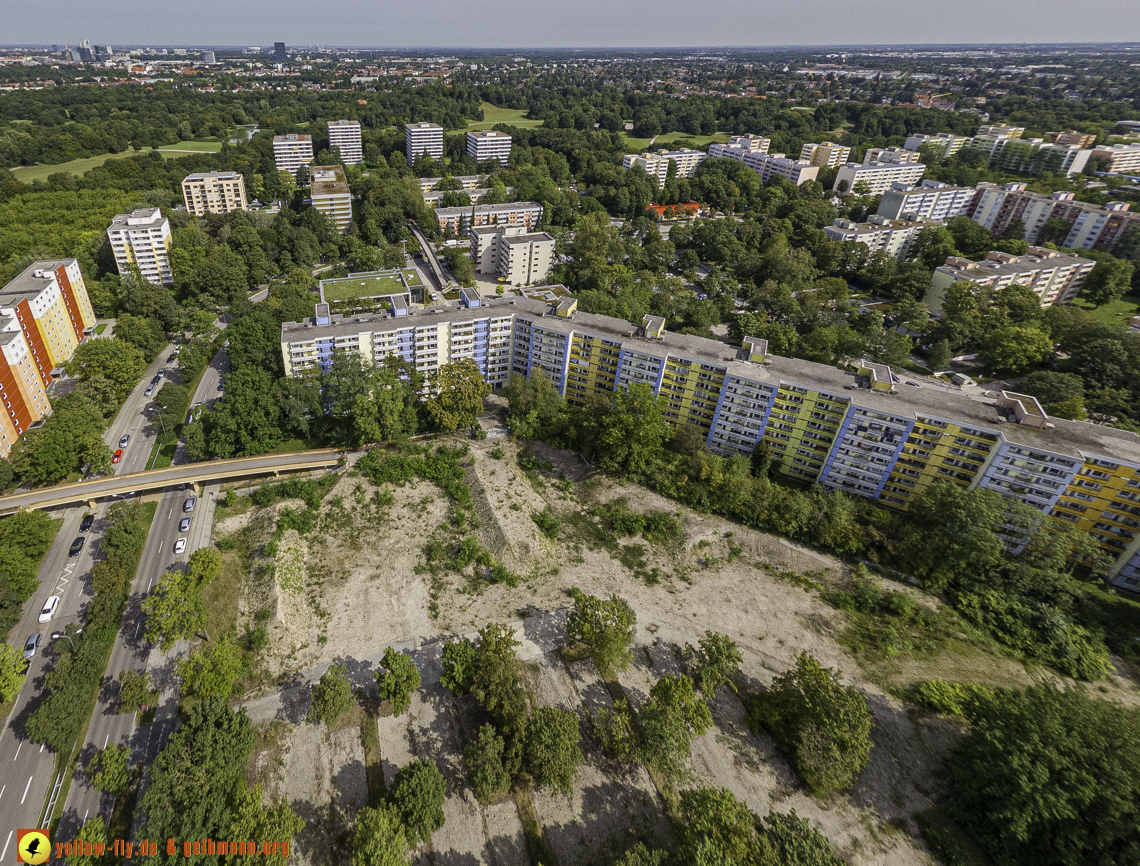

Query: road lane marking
[2,830,12,862]
[38,742,44,753]
[83,808,89,823]
[0,783,6,800]
[13,741,20,760]
[20,774,32,803]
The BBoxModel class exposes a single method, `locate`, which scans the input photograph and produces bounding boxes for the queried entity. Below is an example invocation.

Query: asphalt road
[103,343,179,478]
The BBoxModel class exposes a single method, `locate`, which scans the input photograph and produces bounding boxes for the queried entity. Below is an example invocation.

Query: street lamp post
[50,627,84,649]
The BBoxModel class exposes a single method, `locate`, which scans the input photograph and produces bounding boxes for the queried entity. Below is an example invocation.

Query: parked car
[183,496,197,513]
[118,434,130,448]
[112,449,123,464]
[38,595,60,623]
[168,351,178,363]
[157,369,166,378]
[174,538,187,555]
[217,381,224,392]
[145,384,155,397]
[179,516,192,532]
[69,537,85,557]
[23,633,41,660]
[79,514,94,532]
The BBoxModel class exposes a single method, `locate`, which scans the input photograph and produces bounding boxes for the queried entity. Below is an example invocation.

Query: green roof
[320,269,424,303]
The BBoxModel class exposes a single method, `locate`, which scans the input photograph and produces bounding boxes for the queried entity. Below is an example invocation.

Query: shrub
[387,760,446,845]
[464,724,510,803]
[749,652,872,796]
[352,804,409,866]
[453,536,483,570]
[592,696,637,761]
[376,647,421,716]
[565,589,636,675]
[637,673,712,781]
[440,640,477,695]
[307,662,355,726]
[215,536,237,551]
[532,506,561,539]
[912,679,996,718]
[683,631,742,697]
[523,706,582,794]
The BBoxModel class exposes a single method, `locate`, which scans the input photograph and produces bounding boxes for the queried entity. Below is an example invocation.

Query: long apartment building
[904,133,972,159]
[273,134,314,177]
[709,146,819,186]
[967,181,1140,250]
[406,122,444,166]
[877,180,975,222]
[799,141,851,168]
[0,258,95,385]
[1052,131,1098,149]
[622,149,706,186]
[0,323,51,457]
[310,166,353,233]
[824,215,941,260]
[708,134,771,161]
[928,247,1096,314]
[106,207,173,285]
[1090,143,1140,174]
[181,171,248,216]
[834,160,926,195]
[467,130,512,166]
[434,201,542,236]
[423,187,514,208]
[863,146,921,165]
[470,225,555,286]
[418,175,484,192]
[279,294,1140,590]
[327,120,363,165]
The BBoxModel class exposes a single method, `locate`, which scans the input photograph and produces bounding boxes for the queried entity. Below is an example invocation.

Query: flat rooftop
[310,166,350,196]
[0,259,74,306]
[434,201,543,219]
[183,170,241,181]
[109,207,165,229]
[319,269,424,303]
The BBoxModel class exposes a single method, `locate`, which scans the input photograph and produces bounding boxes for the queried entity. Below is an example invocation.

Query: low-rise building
[310,166,353,233]
[422,187,513,208]
[622,149,706,185]
[467,130,512,166]
[107,207,172,285]
[434,201,543,236]
[273,133,314,177]
[877,180,975,222]
[834,161,926,195]
[799,141,851,168]
[405,122,444,166]
[327,120,363,165]
[181,170,248,216]
[824,215,940,259]
[417,175,484,192]
[928,247,1096,313]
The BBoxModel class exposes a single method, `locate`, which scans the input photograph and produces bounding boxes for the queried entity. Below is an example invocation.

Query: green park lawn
[10,140,224,183]
[620,130,733,152]
[1071,294,1140,328]
[463,102,544,131]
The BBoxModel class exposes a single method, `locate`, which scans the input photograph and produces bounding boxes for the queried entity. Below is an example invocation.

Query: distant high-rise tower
[274,42,286,64]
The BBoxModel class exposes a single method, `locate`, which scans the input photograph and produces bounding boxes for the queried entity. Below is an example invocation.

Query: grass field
[620,130,733,152]
[463,102,544,131]
[1071,294,1140,328]
[10,140,224,183]
[321,269,422,302]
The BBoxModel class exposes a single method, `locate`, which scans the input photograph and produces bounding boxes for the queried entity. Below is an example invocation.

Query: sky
[1,0,1138,48]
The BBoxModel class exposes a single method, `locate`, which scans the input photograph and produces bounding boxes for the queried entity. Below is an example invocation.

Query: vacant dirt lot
[224,431,1110,866]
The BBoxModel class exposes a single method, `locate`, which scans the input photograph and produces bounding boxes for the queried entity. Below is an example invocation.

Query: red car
[112,449,123,464]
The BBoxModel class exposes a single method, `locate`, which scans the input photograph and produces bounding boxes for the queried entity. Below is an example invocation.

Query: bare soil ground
[214,425,1138,866]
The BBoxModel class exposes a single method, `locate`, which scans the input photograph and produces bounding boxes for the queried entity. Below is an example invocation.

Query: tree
[66,338,146,401]
[425,359,490,432]
[757,810,844,866]
[387,760,446,846]
[114,312,166,361]
[565,589,637,675]
[979,325,1052,373]
[678,787,758,864]
[683,631,742,697]
[353,804,409,866]
[464,724,510,803]
[67,816,110,866]
[596,382,671,478]
[307,662,355,726]
[204,366,283,458]
[222,784,305,865]
[0,643,27,702]
[178,637,244,700]
[749,652,872,796]
[1081,257,1135,307]
[188,547,222,586]
[524,706,583,794]
[949,685,1140,866]
[142,570,204,651]
[352,357,420,446]
[376,647,421,716]
[925,338,953,373]
[118,669,152,712]
[637,673,712,780]
[440,639,477,696]
[88,744,130,795]
[470,624,529,772]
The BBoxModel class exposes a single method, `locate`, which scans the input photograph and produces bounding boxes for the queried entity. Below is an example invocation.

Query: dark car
[79,513,95,532]
[69,537,85,557]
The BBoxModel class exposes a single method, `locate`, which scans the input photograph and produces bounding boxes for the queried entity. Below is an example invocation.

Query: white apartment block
[877,180,975,222]
[739,152,819,186]
[824,215,941,260]
[497,231,555,286]
[435,201,543,236]
[467,130,512,166]
[406,122,444,166]
[863,147,921,165]
[799,141,851,168]
[327,120,363,165]
[622,149,706,186]
[709,135,771,161]
[273,134,314,177]
[1091,144,1140,174]
[904,133,972,158]
[418,175,483,192]
[181,171,248,216]
[928,247,1096,314]
[834,161,926,195]
[310,166,353,233]
[423,187,514,208]
[107,208,173,285]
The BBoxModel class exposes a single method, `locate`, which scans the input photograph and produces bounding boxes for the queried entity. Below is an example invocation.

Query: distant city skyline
[0,0,1137,49]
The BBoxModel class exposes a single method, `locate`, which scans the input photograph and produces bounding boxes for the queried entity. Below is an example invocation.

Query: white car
[37,595,60,623]
[173,538,187,555]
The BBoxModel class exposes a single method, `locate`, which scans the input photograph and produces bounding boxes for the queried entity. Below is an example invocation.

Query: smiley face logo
[17,829,50,864]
